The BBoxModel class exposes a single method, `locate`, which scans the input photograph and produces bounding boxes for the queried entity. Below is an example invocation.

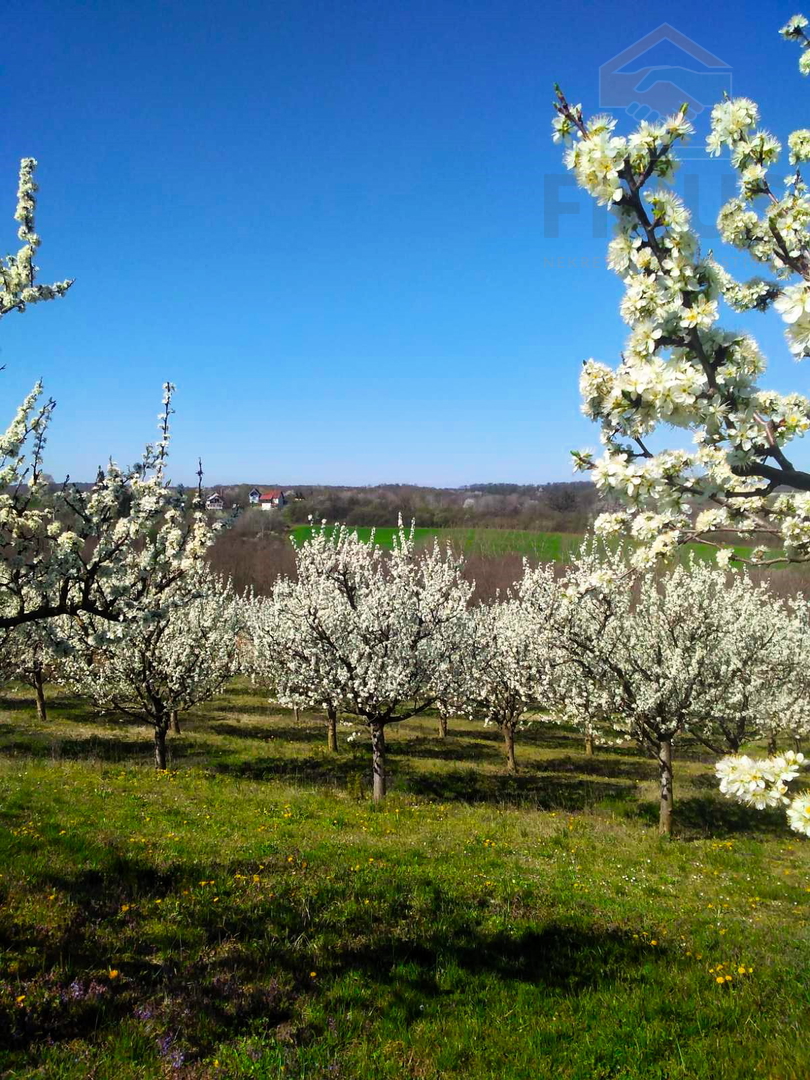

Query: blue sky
[2,0,808,486]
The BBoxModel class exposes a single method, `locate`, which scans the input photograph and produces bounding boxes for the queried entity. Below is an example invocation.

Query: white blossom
[552,26,810,567]
[247,521,473,800]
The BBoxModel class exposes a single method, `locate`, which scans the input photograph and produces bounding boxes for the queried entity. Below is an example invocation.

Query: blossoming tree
[256,522,473,801]
[61,570,243,768]
[0,159,214,641]
[551,554,792,835]
[521,546,622,758]
[552,14,810,568]
[460,599,542,774]
[246,549,346,752]
[1,613,61,721]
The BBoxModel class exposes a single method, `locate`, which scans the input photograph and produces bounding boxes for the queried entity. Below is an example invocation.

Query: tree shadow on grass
[398,765,638,811]
[634,793,787,838]
[332,921,653,1008]
[207,721,332,745]
[0,734,157,764]
[394,737,504,765]
[212,751,370,788]
[535,755,657,783]
[0,830,663,1065]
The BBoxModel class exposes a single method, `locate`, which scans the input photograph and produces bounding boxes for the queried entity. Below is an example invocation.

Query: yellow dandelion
[108,969,119,979]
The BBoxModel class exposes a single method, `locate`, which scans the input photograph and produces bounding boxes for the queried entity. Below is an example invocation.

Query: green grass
[290,525,581,559]
[1,682,808,1078]
[289,525,759,564]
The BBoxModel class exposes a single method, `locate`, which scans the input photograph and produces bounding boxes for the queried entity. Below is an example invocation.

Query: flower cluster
[716,752,810,834]
[0,159,73,317]
[781,14,810,74]
[553,20,810,567]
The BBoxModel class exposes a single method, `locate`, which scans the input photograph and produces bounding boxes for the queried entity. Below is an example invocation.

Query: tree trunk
[438,714,448,738]
[294,706,300,723]
[584,734,594,757]
[327,705,338,752]
[33,667,47,723]
[795,737,802,755]
[371,721,387,803]
[767,732,778,755]
[170,710,181,734]
[503,723,517,775]
[154,724,168,770]
[658,738,673,838]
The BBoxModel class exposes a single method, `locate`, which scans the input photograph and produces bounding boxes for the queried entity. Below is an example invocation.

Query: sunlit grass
[289,524,762,566]
[0,681,808,1078]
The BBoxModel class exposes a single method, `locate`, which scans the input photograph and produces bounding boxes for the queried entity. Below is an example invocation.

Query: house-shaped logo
[600,25,731,154]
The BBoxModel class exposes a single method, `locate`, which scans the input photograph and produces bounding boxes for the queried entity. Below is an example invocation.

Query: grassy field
[1,682,808,1079]
[289,525,758,565]
[290,525,582,560]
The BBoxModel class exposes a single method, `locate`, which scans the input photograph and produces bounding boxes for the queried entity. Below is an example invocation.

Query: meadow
[289,525,759,565]
[0,681,808,1079]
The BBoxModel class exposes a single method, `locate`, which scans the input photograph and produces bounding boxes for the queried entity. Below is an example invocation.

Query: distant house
[205,492,225,511]
[248,487,262,505]
[259,489,286,511]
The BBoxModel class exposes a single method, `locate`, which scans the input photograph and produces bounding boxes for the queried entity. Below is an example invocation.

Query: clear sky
[2,0,808,486]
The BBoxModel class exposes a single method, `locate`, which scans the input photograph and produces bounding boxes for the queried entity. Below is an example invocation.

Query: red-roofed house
[259,489,287,511]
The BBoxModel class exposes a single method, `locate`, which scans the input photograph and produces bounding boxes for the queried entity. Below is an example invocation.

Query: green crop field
[1,681,808,1079]
[290,525,759,565]
[290,525,580,560]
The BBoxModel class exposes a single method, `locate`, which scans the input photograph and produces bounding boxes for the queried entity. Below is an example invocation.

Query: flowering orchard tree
[675,584,810,758]
[61,571,242,768]
[260,522,474,801]
[458,560,567,772]
[522,546,624,757]
[1,613,62,721]
[552,15,810,568]
[460,599,543,774]
[552,554,791,835]
[247,555,346,752]
[0,159,214,639]
[716,752,810,836]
